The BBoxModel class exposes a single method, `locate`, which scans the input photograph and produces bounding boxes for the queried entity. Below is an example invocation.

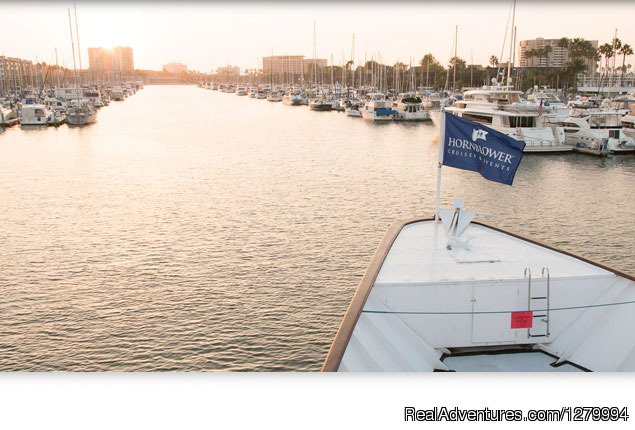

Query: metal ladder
[525,267,551,339]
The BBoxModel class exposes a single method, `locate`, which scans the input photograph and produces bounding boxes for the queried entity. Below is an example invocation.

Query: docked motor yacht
[608,95,635,116]
[360,93,397,121]
[621,106,635,139]
[445,85,570,153]
[393,92,430,121]
[525,88,570,123]
[308,97,332,111]
[54,87,83,103]
[323,198,635,372]
[84,89,104,108]
[0,103,19,126]
[344,99,362,117]
[561,108,635,154]
[19,104,65,126]
[235,86,248,96]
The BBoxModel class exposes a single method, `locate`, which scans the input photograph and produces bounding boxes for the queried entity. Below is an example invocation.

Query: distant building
[519,37,598,72]
[163,62,187,74]
[0,56,34,93]
[262,55,327,80]
[88,46,135,73]
[216,65,240,77]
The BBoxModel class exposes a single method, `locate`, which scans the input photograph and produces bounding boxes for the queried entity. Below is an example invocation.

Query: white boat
[255,91,267,99]
[331,99,346,112]
[323,198,635,372]
[308,97,332,111]
[360,93,396,121]
[19,104,65,126]
[525,88,570,123]
[111,88,125,101]
[561,109,635,154]
[344,99,362,117]
[445,86,570,153]
[43,97,67,116]
[282,89,304,106]
[83,89,104,108]
[54,87,83,102]
[0,103,19,127]
[66,101,96,126]
[235,86,248,96]
[266,91,282,102]
[393,92,430,121]
[621,106,635,140]
[608,95,635,116]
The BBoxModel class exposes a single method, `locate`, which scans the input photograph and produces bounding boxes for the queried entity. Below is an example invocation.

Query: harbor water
[1,85,634,371]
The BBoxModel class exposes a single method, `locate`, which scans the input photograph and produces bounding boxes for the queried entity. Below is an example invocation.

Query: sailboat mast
[67,8,80,104]
[351,33,355,89]
[506,0,516,87]
[74,3,83,86]
[55,47,60,87]
[313,20,317,88]
[453,25,457,92]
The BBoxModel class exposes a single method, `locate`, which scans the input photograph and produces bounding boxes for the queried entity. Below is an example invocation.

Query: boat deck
[324,218,635,372]
[376,221,609,286]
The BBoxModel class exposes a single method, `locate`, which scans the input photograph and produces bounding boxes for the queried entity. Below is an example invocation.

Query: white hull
[394,110,430,121]
[564,129,635,154]
[361,111,394,121]
[0,108,19,126]
[282,96,304,106]
[67,112,97,126]
[324,215,635,372]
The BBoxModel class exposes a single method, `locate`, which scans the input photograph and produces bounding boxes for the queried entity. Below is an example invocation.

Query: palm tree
[539,45,553,67]
[598,43,614,75]
[611,38,622,75]
[619,44,633,75]
[489,55,499,68]
[558,37,570,50]
[524,49,534,68]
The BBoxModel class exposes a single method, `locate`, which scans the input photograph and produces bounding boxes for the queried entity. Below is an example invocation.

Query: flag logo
[442,112,526,185]
[471,129,489,142]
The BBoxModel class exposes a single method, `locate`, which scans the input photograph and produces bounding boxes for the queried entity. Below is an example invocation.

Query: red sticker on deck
[511,311,533,329]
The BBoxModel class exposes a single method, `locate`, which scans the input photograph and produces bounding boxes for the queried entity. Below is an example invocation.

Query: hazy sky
[3,1,635,72]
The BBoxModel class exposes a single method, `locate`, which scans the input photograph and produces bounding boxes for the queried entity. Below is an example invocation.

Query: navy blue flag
[442,112,525,185]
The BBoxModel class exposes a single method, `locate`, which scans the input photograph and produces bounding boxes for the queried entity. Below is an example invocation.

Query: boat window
[609,129,620,139]
[509,116,536,128]
[562,122,580,128]
[462,113,493,124]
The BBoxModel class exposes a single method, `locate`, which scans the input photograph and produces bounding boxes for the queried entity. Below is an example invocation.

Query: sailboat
[323,112,635,372]
[65,5,96,126]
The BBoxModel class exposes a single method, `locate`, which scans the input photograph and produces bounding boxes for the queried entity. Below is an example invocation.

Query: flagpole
[435,111,445,222]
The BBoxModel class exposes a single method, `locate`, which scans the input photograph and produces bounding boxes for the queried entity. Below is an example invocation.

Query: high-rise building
[163,62,188,74]
[262,55,327,80]
[88,47,134,72]
[216,65,240,77]
[518,37,598,72]
[0,56,34,93]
